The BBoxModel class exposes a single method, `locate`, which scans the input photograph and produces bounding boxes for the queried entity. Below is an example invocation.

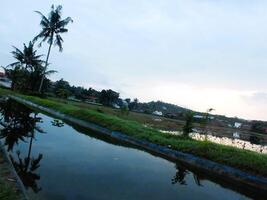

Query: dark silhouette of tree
[129,98,139,111]
[200,108,215,135]
[193,174,202,186]
[99,89,119,106]
[6,42,56,92]
[9,41,44,72]
[5,65,26,90]
[172,164,202,186]
[183,111,194,137]
[10,149,43,193]
[172,164,189,185]
[0,100,43,151]
[0,99,43,192]
[53,78,72,98]
[34,5,73,93]
[7,42,43,91]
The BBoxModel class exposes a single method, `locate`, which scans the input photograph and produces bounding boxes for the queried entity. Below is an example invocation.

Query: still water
[0,99,264,200]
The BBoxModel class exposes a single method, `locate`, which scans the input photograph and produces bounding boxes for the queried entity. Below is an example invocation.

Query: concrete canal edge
[10,95,267,192]
[0,140,29,200]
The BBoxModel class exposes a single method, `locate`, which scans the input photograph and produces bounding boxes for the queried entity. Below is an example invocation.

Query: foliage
[183,111,194,137]
[6,42,56,92]
[34,5,73,50]
[99,89,119,106]
[0,179,19,200]
[9,41,44,70]
[251,121,267,134]
[120,103,129,116]
[53,79,71,98]
[128,98,139,111]
[200,108,215,134]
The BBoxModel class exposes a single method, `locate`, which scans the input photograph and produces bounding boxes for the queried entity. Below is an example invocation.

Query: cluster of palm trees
[6,5,72,93]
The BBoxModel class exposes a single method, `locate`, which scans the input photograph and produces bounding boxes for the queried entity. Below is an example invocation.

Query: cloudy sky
[1,0,267,120]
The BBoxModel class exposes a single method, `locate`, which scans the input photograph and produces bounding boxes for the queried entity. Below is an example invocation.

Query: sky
[1,0,267,121]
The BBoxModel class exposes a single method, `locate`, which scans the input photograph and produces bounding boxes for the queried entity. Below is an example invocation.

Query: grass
[1,88,267,177]
[0,152,21,200]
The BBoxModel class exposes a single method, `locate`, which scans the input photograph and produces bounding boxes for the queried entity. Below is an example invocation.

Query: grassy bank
[1,88,267,177]
[0,152,21,200]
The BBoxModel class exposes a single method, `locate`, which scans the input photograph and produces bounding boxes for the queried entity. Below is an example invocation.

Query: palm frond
[34,11,49,27]
[44,70,57,76]
[34,5,72,52]
[57,17,73,28]
[54,34,63,51]
[55,28,68,34]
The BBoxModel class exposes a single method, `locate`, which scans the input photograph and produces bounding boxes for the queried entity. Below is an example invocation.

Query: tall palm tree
[9,41,44,72]
[33,5,73,93]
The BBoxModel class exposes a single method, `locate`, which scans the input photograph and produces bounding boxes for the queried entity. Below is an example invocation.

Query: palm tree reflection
[10,150,43,193]
[172,163,202,186]
[172,164,189,185]
[0,99,44,193]
[0,99,44,151]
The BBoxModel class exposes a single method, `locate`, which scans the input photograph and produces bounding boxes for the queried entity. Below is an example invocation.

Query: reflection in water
[172,164,203,187]
[10,150,43,193]
[0,99,43,193]
[172,164,189,185]
[51,119,64,127]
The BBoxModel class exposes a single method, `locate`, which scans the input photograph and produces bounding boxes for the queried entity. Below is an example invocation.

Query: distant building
[112,103,120,109]
[193,115,214,120]
[233,132,240,138]
[152,111,163,116]
[234,122,242,129]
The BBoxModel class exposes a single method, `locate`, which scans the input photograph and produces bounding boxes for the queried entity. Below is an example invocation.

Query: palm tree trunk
[26,133,33,171]
[38,42,52,93]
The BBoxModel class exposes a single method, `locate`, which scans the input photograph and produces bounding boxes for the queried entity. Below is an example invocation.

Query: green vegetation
[6,41,56,92]
[183,111,194,137]
[0,153,20,200]
[0,180,18,200]
[4,89,266,177]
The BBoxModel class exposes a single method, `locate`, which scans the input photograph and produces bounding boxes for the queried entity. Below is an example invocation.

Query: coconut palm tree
[8,42,44,90]
[33,5,73,93]
[9,41,44,72]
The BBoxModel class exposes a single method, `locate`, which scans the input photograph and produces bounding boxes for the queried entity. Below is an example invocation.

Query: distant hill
[132,100,190,115]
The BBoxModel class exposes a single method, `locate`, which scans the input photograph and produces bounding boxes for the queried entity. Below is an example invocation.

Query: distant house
[234,122,242,129]
[193,115,214,120]
[112,103,120,109]
[152,111,163,116]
